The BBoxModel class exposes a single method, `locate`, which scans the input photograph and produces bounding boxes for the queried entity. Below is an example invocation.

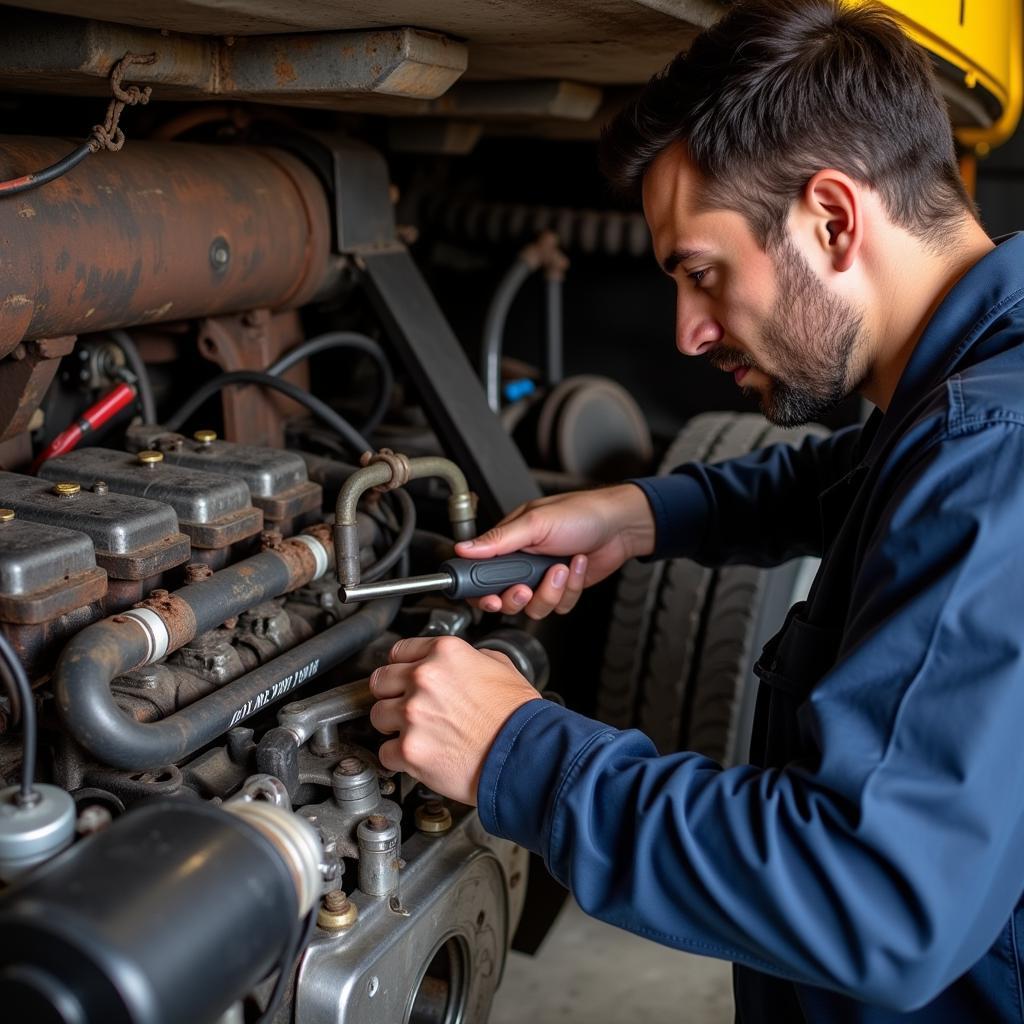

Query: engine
[0,127,549,1024]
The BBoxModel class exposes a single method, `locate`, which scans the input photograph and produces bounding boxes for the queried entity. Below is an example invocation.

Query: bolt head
[0,509,14,523]
[52,482,80,497]
[193,429,217,445]
[137,450,163,466]
[415,801,453,834]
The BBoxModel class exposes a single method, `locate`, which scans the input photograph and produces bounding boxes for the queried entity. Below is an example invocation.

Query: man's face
[642,142,867,426]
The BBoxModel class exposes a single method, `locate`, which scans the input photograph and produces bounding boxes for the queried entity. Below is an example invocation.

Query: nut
[194,429,217,445]
[137,450,163,467]
[0,509,14,523]
[184,562,213,584]
[415,800,453,834]
[52,482,80,497]
[318,890,358,930]
[336,756,364,777]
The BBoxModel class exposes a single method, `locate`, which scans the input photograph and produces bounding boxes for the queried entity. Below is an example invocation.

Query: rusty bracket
[0,335,76,441]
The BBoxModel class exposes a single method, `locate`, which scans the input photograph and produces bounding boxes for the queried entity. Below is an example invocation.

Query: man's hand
[455,482,656,619]
[369,635,541,805]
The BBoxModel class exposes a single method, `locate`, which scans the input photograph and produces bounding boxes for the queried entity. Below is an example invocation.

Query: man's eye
[688,268,709,286]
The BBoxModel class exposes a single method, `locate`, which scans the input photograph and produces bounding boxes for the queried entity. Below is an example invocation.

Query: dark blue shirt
[478,233,1024,1022]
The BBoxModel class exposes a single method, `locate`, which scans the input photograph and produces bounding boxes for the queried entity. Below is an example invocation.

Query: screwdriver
[340,553,568,604]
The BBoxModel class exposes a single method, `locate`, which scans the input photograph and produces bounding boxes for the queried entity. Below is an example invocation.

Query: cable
[0,632,37,804]
[362,488,416,584]
[109,330,157,424]
[31,381,137,473]
[163,371,371,457]
[254,907,318,1024]
[482,257,534,413]
[0,142,94,198]
[268,331,393,433]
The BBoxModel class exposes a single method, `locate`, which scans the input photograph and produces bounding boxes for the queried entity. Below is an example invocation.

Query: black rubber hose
[268,331,394,434]
[362,488,416,584]
[163,371,371,457]
[54,593,401,771]
[0,633,36,803]
[109,329,157,424]
[0,141,93,198]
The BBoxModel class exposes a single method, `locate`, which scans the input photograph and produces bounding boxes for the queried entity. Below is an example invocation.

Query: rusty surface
[0,137,332,359]
[270,536,319,589]
[253,479,322,524]
[137,588,198,652]
[94,531,191,581]
[0,336,76,441]
[182,506,264,552]
[0,566,108,626]
[2,602,105,680]
[196,309,309,448]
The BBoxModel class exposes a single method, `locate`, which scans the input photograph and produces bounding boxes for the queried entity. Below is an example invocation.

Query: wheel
[635,414,773,753]
[596,413,827,764]
[596,412,765,733]
[684,424,826,765]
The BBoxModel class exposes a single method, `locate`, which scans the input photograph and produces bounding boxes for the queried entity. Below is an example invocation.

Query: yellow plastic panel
[877,0,1022,150]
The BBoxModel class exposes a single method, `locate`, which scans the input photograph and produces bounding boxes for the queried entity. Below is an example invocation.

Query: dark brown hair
[600,0,976,249]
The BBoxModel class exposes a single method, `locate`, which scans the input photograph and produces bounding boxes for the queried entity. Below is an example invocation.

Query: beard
[709,239,865,427]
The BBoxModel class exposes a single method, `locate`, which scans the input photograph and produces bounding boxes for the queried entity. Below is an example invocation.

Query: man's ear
[796,169,862,273]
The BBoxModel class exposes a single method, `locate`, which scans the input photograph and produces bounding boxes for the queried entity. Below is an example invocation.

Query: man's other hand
[453,482,655,619]
[369,635,541,805]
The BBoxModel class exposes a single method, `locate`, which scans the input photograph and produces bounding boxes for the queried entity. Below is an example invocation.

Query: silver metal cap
[0,783,76,882]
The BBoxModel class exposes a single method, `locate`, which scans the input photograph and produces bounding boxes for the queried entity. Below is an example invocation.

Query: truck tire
[596,412,741,728]
[684,424,826,765]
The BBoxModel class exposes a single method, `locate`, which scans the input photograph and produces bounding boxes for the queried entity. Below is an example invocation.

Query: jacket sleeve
[479,420,1024,1013]
[631,423,863,566]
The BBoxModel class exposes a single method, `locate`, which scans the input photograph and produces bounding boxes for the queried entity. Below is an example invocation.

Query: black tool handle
[441,554,568,600]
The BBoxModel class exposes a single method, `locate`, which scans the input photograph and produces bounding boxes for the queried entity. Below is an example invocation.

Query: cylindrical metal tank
[0,135,333,355]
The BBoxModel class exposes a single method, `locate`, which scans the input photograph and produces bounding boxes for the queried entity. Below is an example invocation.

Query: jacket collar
[864,231,1024,465]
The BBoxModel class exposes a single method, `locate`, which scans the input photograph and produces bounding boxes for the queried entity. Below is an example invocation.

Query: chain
[88,52,157,154]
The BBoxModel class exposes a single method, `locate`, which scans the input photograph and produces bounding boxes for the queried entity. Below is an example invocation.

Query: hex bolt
[415,800,453,835]
[318,889,359,930]
[193,429,217,446]
[337,756,364,776]
[357,814,401,897]
[184,562,213,584]
[92,481,109,495]
[51,482,80,497]
[137,450,163,469]
[260,529,283,551]
[148,589,169,600]
[76,805,112,837]
[0,509,14,523]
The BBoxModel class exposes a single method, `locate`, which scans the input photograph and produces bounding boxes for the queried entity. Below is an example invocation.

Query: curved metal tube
[54,597,399,771]
[481,231,569,412]
[482,257,533,413]
[333,455,476,586]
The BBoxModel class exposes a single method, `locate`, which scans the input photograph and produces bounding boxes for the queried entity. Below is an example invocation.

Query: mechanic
[368,1,1024,1020]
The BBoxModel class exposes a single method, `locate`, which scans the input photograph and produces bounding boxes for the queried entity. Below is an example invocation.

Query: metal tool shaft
[341,571,452,603]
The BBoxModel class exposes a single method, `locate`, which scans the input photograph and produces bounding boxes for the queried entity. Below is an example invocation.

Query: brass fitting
[52,482,80,497]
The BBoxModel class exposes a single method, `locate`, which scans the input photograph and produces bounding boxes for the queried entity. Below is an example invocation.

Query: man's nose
[675,293,722,357]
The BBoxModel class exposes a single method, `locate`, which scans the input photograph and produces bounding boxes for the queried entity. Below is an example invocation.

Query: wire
[254,907,318,1024]
[0,632,37,804]
[109,330,157,424]
[0,142,94,198]
[267,331,394,433]
[362,488,416,584]
[30,381,137,473]
[163,371,371,457]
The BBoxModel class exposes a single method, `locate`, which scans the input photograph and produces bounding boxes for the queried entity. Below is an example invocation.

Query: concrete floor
[490,900,734,1024]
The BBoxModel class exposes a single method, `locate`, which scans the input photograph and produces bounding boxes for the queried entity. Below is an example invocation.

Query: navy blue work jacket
[478,232,1024,1022]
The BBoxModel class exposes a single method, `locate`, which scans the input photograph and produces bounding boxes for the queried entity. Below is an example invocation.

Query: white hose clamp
[123,607,171,665]
[293,534,329,581]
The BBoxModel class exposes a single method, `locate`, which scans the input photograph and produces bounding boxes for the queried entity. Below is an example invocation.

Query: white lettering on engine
[228,658,321,728]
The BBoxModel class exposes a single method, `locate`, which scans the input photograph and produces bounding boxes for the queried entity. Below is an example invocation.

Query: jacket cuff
[477,699,615,855]
[628,471,711,561]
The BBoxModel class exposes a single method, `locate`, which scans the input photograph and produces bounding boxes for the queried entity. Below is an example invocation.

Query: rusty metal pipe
[0,135,333,357]
[333,454,476,587]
